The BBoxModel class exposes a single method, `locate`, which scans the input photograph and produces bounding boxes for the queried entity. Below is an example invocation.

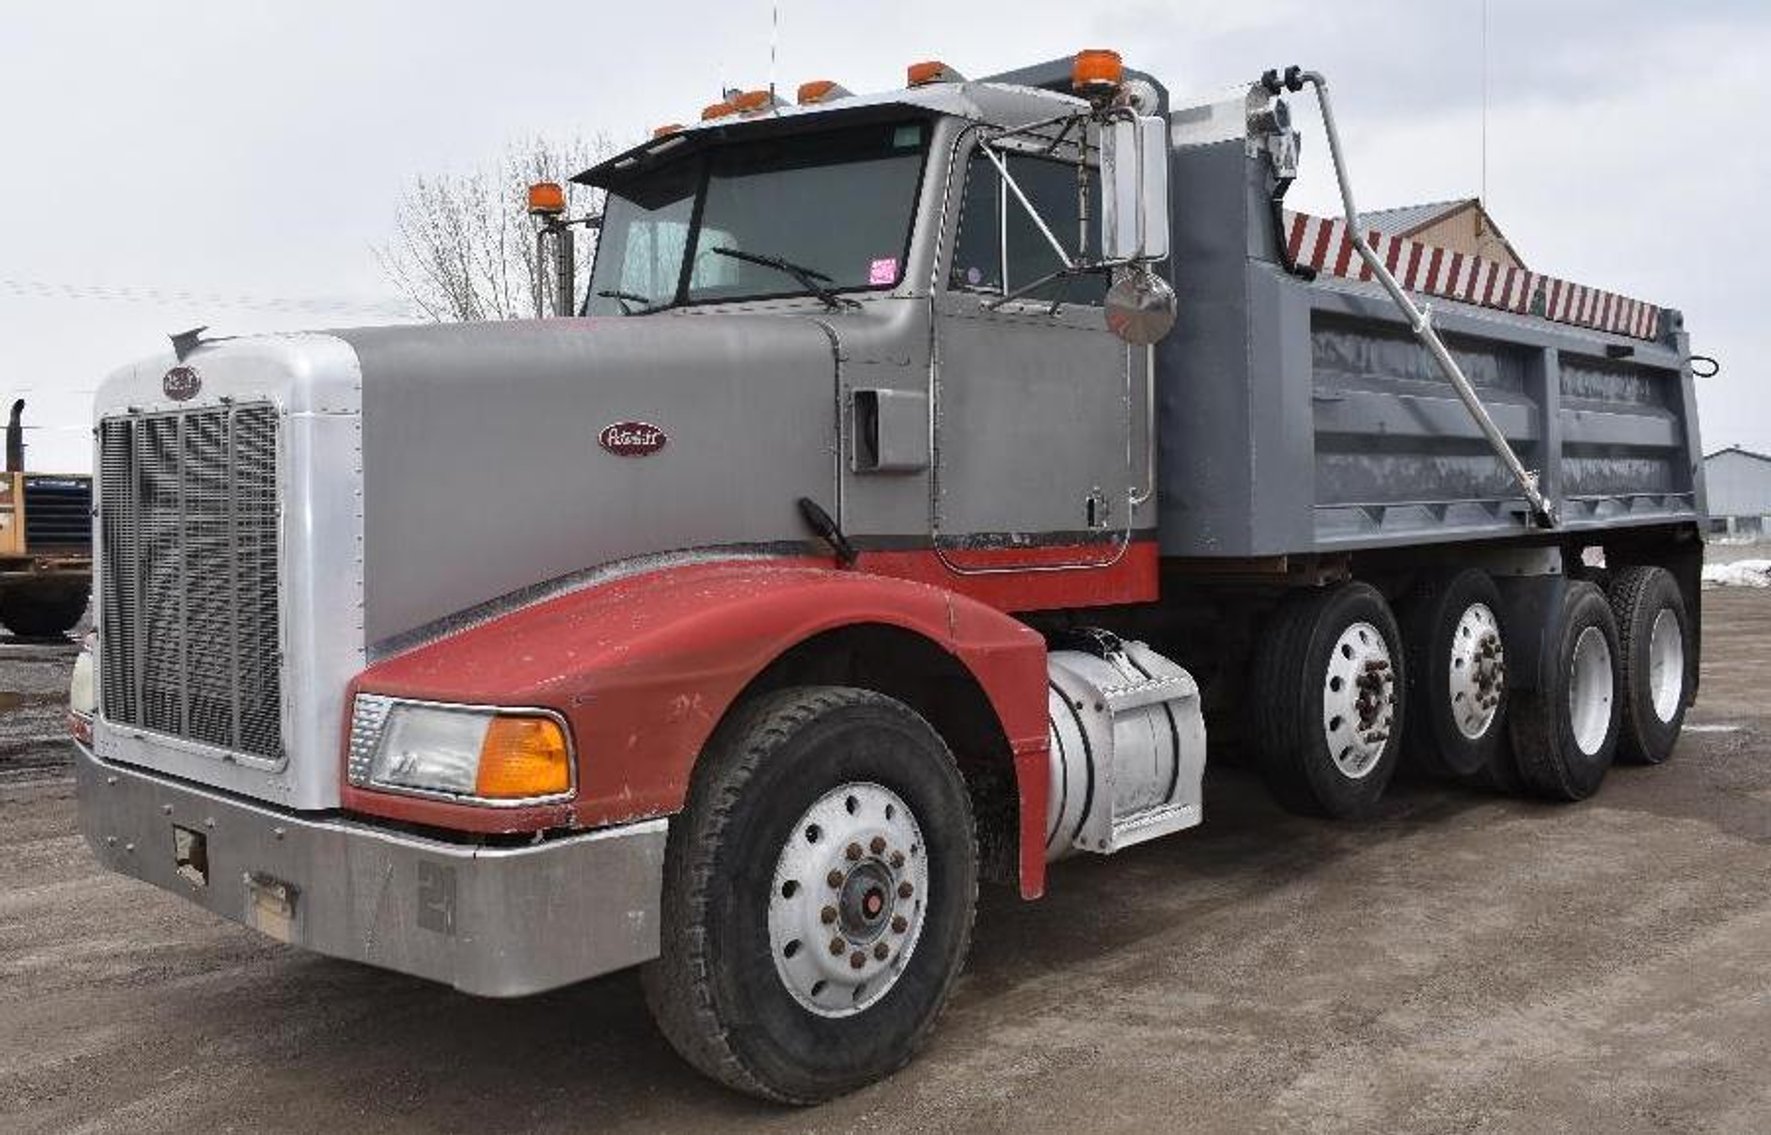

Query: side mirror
[1100,114,1170,263]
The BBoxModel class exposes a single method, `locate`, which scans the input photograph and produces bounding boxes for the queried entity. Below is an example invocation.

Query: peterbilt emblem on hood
[599,420,667,457]
[162,365,201,401]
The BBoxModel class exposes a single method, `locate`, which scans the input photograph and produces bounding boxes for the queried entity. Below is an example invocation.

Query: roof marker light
[731,88,785,115]
[796,79,853,105]
[1071,49,1124,96]
[526,182,566,217]
[652,123,685,138]
[701,100,736,121]
[907,60,965,87]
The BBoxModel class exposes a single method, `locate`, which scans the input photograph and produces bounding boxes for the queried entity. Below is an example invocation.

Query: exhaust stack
[6,399,23,473]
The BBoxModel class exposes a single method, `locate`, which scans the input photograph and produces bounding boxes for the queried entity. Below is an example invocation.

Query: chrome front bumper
[74,744,667,997]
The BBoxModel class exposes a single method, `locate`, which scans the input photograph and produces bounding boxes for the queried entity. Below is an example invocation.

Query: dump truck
[0,399,92,637]
[71,51,1705,1102]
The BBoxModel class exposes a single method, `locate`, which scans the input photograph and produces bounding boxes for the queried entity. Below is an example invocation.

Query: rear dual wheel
[1399,569,1509,780]
[1508,581,1622,801]
[1250,582,1405,818]
[1608,566,1691,765]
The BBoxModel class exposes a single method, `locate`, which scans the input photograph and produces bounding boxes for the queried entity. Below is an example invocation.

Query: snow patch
[1701,559,1771,588]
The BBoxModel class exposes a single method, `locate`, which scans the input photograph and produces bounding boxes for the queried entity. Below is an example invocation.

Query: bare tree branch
[376,135,613,321]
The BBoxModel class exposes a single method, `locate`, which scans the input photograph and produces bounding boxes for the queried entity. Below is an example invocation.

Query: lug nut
[890,851,905,869]
[820,905,838,925]
[870,836,886,854]
[874,942,890,961]
[891,914,908,933]
[829,938,846,956]
[828,870,844,888]
[845,842,863,861]
[898,881,914,899]
[850,950,866,970]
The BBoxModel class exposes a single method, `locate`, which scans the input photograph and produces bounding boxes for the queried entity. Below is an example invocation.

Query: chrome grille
[99,405,282,759]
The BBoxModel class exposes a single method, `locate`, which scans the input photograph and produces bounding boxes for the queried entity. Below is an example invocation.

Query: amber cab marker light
[701,100,736,121]
[731,88,774,113]
[796,79,850,105]
[1071,48,1125,94]
[474,716,571,799]
[526,181,566,217]
[652,123,685,138]
[907,60,964,87]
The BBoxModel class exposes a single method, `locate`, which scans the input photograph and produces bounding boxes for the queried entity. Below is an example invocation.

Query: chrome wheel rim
[1449,602,1505,740]
[1568,625,1614,756]
[1647,608,1684,724]
[1322,620,1396,779]
[768,782,929,1018]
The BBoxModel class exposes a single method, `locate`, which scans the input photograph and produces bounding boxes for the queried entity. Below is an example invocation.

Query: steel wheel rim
[1322,620,1396,779]
[1647,607,1684,724]
[767,781,929,1018]
[1568,625,1614,756]
[1448,602,1505,740]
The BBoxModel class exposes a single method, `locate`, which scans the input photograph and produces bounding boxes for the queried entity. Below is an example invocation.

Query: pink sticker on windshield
[868,257,899,285]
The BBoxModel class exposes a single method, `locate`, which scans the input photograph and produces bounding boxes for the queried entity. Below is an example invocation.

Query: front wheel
[643,687,977,1104]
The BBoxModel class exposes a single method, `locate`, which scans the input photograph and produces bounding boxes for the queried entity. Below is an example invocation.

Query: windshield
[584,119,930,315]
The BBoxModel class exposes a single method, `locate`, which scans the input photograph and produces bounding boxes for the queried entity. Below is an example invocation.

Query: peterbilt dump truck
[0,400,93,637]
[72,51,1705,1102]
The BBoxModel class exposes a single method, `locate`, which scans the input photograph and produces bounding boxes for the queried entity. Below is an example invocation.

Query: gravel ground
[1,593,1768,1133]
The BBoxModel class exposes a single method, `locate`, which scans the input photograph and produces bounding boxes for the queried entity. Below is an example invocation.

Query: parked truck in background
[70,51,1705,1102]
[0,399,92,638]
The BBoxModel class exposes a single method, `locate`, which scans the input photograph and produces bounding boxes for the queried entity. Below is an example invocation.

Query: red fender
[343,557,1053,899]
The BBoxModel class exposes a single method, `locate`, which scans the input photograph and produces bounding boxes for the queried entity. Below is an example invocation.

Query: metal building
[1704,446,1771,537]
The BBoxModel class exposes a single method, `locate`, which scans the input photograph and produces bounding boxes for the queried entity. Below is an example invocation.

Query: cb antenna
[1480,0,1489,214]
[769,2,780,104]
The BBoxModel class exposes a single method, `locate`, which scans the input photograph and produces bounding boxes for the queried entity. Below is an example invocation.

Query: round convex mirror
[1105,268,1177,345]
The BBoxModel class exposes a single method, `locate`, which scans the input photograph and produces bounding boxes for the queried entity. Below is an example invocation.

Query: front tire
[0,583,88,638]
[643,687,977,1104]
[1250,582,1405,818]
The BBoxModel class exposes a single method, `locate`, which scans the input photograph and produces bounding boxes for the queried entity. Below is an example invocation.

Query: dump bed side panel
[1157,132,1704,558]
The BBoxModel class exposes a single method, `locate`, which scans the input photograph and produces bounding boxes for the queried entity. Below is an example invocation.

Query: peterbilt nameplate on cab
[599,420,667,457]
[162,366,201,401]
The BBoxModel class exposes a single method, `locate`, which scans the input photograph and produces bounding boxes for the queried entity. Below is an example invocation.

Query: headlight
[349,696,573,804]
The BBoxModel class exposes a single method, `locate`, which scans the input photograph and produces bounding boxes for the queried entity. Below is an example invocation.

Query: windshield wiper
[710,247,861,311]
[595,289,660,315]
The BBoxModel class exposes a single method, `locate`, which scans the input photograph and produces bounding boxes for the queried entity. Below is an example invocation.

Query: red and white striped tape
[1281,211,1663,342]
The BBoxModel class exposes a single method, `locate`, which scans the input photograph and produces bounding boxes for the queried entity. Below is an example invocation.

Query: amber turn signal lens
[1071,48,1124,92]
[652,123,685,138]
[701,100,735,121]
[475,716,571,799]
[526,181,566,216]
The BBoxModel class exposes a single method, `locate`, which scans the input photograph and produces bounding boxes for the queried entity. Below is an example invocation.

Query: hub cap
[1647,608,1684,724]
[1323,621,1396,779]
[768,782,929,1017]
[1568,625,1614,756]
[1449,602,1506,740]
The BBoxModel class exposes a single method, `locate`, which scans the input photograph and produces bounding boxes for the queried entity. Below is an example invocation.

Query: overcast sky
[4,0,1766,472]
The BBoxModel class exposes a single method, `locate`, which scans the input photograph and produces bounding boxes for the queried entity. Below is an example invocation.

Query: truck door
[932,140,1138,567]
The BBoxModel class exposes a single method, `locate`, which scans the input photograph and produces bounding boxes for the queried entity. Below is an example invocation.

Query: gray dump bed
[1154,100,1703,559]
